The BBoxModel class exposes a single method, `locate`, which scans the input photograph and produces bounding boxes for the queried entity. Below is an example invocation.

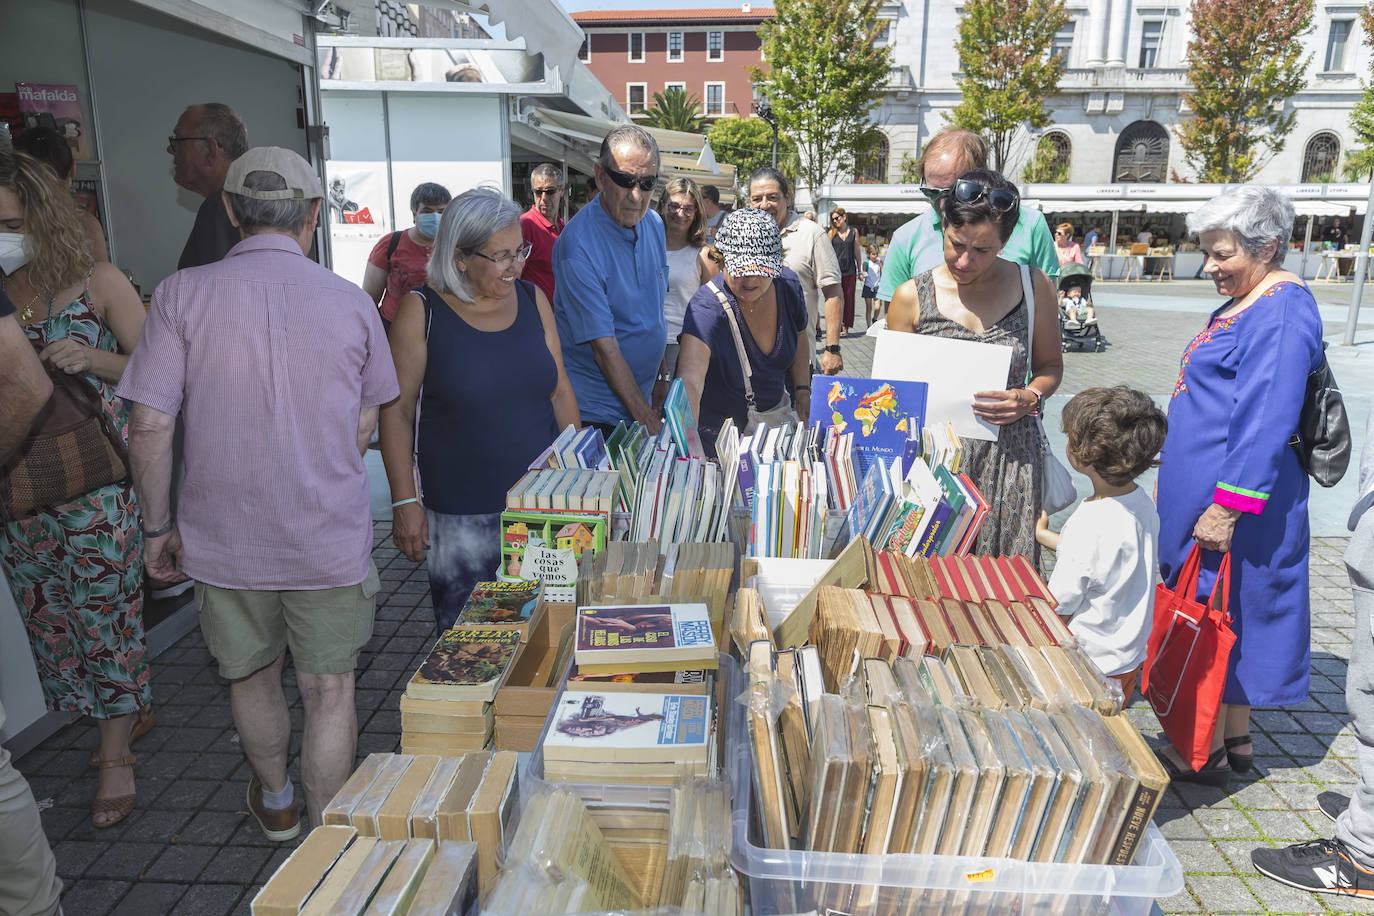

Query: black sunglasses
[950,178,1019,213]
[602,163,658,193]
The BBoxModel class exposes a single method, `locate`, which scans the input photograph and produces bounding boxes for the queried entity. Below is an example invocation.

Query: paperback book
[575,603,718,674]
[407,628,522,702]
[541,691,712,763]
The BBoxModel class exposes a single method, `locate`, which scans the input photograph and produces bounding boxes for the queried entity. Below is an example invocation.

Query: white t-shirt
[1046,486,1160,676]
[663,244,702,341]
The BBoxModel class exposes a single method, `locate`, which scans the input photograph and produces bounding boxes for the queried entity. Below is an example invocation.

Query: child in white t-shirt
[1060,284,1095,329]
[1035,386,1168,701]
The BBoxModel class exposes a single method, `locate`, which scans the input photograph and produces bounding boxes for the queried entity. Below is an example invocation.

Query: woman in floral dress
[0,151,152,828]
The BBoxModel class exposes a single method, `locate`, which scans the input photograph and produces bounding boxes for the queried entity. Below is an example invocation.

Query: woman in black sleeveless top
[379,188,580,630]
[828,207,862,333]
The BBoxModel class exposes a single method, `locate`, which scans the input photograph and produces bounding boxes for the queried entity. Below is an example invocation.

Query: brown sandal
[89,706,154,769]
[90,753,137,829]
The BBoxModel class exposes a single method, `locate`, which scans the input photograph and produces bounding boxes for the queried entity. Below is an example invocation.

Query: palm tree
[644,88,704,133]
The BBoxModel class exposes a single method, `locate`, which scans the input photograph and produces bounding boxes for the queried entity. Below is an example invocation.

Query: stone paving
[13,279,1374,914]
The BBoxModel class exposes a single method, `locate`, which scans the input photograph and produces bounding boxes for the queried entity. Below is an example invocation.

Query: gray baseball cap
[224,147,323,200]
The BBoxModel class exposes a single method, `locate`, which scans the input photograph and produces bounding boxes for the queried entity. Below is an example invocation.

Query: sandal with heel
[1155,745,1232,787]
[1224,734,1253,773]
[90,753,137,829]
[89,706,154,769]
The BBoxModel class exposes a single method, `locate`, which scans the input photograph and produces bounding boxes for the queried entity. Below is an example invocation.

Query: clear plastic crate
[724,664,1184,916]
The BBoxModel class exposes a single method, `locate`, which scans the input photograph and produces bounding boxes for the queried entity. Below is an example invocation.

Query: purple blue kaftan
[1156,281,1323,707]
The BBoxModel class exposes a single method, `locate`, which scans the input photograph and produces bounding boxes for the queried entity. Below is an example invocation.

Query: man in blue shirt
[876,129,1060,310]
[554,125,669,434]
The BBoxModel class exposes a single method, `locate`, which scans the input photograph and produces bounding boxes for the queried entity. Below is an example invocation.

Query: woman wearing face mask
[676,208,812,454]
[363,182,452,329]
[885,169,1062,562]
[658,177,719,382]
[379,188,580,631]
[0,150,152,829]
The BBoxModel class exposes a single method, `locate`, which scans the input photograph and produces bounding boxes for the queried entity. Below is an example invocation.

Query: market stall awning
[399,0,585,79]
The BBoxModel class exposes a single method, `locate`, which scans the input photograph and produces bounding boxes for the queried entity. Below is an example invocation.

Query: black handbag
[1289,342,1351,488]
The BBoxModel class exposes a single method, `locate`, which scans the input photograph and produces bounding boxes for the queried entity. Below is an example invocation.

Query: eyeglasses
[168,136,210,146]
[918,186,947,204]
[467,241,533,268]
[950,178,1019,213]
[532,187,560,197]
[602,163,658,193]
[665,202,697,215]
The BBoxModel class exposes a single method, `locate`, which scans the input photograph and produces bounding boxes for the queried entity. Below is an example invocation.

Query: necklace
[0,274,47,323]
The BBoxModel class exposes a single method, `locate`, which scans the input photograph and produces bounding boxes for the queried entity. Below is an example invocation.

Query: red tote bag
[1141,546,1236,771]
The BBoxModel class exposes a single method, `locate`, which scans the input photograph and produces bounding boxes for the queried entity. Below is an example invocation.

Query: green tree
[643,88,705,134]
[1176,0,1313,182]
[1343,3,1374,180]
[949,0,1069,173]
[706,115,798,181]
[752,0,891,193]
[1021,135,1069,183]
[897,152,921,184]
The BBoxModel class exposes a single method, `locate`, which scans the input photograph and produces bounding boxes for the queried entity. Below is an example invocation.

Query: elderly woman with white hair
[1153,184,1323,786]
[379,187,580,630]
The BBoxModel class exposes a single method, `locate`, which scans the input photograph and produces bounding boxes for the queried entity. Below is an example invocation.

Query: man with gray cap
[119,147,399,837]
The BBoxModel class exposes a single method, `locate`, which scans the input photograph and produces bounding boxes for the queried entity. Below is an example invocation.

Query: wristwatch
[823,344,841,355]
[1023,386,1044,417]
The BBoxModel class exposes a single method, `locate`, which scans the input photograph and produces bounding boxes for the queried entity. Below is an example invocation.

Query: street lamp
[754,101,779,168]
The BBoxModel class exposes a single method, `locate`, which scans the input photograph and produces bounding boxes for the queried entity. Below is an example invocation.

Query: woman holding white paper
[884,169,1062,561]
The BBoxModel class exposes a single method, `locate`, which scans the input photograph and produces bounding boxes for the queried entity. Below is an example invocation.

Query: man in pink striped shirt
[119,147,398,839]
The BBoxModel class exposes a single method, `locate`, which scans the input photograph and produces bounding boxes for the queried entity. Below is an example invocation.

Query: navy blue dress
[1156,281,1323,707]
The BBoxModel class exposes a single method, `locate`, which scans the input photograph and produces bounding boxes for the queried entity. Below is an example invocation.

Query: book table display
[251,421,1181,915]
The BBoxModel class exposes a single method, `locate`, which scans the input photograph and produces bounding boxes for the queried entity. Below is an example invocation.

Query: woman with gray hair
[1153,184,1323,786]
[378,187,580,630]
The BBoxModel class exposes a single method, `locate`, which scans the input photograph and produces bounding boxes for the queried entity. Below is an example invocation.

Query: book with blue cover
[541,691,712,762]
[664,379,706,459]
[810,378,928,483]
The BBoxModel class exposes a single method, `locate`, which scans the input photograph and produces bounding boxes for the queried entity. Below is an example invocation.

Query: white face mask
[0,233,29,276]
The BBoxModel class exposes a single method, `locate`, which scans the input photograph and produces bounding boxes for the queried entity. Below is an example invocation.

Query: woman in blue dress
[1155,185,1323,785]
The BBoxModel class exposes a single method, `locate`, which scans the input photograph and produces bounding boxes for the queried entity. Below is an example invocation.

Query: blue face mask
[416,212,442,238]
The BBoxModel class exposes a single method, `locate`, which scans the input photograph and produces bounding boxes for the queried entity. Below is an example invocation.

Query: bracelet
[823,344,841,355]
[1023,386,1044,417]
[794,385,811,391]
[142,521,175,539]
[391,497,420,509]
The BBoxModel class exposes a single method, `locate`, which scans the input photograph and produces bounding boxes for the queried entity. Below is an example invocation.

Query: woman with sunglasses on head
[886,169,1063,562]
[658,177,719,384]
[379,188,580,631]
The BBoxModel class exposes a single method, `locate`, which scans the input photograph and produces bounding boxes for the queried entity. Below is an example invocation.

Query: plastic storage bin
[725,689,1184,916]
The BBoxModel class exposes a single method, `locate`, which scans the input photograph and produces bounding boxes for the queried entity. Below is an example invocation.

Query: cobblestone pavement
[13,280,1374,914]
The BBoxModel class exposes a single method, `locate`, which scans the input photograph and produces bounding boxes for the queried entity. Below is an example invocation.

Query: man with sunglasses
[167,103,249,269]
[520,163,566,302]
[875,129,1058,319]
[553,125,670,435]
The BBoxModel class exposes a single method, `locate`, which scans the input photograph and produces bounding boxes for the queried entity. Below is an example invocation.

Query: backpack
[386,230,402,260]
[1290,342,1352,488]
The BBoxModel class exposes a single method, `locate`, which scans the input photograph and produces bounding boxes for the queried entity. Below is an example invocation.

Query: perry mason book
[541,691,711,763]
[574,603,718,674]
[407,628,521,702]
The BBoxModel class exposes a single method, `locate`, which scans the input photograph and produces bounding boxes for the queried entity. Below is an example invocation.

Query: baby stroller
[1058,263,1102,352]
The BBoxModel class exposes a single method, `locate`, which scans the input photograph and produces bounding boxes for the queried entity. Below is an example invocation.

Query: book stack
[505,468,620,515]
[658,777,742,916]
[743,646,1168,868]
[539,686,715,786]
[575,540,735,606]
[529,423,612,471]
[846,452,990,560]
[251,824,478,916]
[318,751,518,895]
[401,621,526,754]
[483,784,644,915]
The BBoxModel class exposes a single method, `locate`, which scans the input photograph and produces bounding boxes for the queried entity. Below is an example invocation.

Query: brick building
[571,6,774,122]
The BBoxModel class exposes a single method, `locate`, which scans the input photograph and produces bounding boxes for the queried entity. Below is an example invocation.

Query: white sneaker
[1064,319,1082,330]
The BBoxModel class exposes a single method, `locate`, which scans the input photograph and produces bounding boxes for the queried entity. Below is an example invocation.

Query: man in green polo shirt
[877,129,1059,308]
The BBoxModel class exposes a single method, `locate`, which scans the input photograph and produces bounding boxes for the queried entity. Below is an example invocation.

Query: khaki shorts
[195,562,380,679]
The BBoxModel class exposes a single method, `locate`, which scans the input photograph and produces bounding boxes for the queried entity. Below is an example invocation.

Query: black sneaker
[1252,838,1374,898]
[1319,791,1350,824]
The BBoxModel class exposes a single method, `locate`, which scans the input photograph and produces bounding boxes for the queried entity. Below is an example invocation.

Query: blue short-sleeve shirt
[682,268,808,446]
[552,198,669,425]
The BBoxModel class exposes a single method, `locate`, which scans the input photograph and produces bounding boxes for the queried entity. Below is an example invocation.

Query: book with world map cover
[808,377,928,482]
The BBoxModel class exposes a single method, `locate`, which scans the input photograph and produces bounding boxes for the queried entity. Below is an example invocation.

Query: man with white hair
[119,147,398,838]
[553,125,669,434]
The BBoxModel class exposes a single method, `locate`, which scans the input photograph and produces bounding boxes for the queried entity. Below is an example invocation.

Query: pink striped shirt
[117,234,398,590]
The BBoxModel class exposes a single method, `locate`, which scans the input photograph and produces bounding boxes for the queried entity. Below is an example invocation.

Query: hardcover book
[407,628,521,702]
